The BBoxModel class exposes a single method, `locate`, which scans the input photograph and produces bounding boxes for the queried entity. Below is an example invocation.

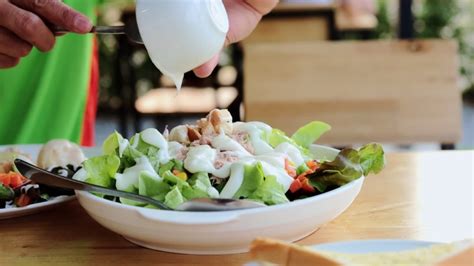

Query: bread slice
[249,238,473,266]
[434,243,473,266]
[249,238,343,266]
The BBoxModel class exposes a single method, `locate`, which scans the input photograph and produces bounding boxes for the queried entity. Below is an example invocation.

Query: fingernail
[74,16,92,33]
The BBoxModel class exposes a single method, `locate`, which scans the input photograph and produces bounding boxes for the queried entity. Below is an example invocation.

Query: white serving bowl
[75,145,364,254]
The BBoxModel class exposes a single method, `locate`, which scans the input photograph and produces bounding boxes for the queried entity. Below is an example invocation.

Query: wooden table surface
[1,151,473,265]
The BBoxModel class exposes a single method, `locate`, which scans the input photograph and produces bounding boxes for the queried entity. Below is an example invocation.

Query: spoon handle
[14,159,171,210]
[53,25,125,34]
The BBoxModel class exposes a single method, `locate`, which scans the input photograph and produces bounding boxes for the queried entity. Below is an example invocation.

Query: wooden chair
[243,40,462,147]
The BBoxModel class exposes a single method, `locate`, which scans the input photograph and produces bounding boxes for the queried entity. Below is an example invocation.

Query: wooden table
[1,151,473,265]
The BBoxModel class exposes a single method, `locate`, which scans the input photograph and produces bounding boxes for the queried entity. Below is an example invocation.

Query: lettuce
[233,162,289,205]
[102,131,124,155]
[358,143,385,176]
[308,143,385,193]
[187,172,219,198]
[249,175,289,205]
[138,171,171,199]
[291,121,331,148]
[82,155,120,188]
[164,186,186,209]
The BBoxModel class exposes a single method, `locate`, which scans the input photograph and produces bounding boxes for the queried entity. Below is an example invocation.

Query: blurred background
[94,0,473,151]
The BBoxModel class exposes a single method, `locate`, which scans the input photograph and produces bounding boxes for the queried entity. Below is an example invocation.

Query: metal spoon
[53,19,143,44]
[14,159,265,212]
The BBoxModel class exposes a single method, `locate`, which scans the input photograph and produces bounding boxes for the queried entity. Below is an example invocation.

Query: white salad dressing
[115,156,160,191]
[219,162,246,198]
[118,138,129,157]
[140,128,170,164]
[168,141,185,160]
[183,145,240,178]
[274,142,305,166]
[211,131,251,157]
[233,122,274,155]
[135,0,229,89]
[184,145,217,175]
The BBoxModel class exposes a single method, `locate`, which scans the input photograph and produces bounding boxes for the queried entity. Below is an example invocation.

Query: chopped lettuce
[164,186,186,209]
[249,175,289,205]
[82,155,120,188]
[102,131,124,155]
[233,162,289,205]
[291,121,331,148]
[358,143,385,176]
[158,159,184,176]
[188,172,219,198]
[308,143,385,193]
[115,157,158,192]
[138,171,171,199]
[268,129,314,159]
[0,184,14,201]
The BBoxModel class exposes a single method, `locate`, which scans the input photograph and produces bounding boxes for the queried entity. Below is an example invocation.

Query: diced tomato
[284,158,297,178]
[15,194,31,207]
[9,173,27,188]
[289,179,302,193]
[0,173,11,186]
[0,172,28,188]
[301,178,316,193]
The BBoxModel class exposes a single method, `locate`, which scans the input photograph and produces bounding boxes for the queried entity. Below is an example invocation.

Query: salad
[0,140,85,209]
[74,109,385,209]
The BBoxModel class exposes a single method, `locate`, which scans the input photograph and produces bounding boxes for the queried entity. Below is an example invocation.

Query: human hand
[0,0,92,68]
[193,0,279,78]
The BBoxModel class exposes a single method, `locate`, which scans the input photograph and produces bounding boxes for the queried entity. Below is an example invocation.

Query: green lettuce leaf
[358,143,386,176]
[158,159,184,176]
[291,121,331,148]
[164,186,186,209]
[119,197,145,207]
[268,129,312,158]
[102,131,124,155]
[0,184,14,201]
[307,143,385,193]
[234,163,289,205]
[233,163,265,199]
[188,172,219,198]
[82,155,120,188]
[138,171,171,199]
[249,175,289,205]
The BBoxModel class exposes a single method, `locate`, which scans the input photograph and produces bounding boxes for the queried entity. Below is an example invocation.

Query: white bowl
[75,145,364,254]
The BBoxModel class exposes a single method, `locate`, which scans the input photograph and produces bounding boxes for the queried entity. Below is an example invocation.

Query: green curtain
[0,0,97,145]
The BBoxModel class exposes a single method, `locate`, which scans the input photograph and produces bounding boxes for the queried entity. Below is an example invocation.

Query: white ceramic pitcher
[136,0,229,89]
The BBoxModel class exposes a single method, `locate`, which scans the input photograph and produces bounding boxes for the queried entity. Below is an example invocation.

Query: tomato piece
[15,194,31,207]
[0,173,11,186]
[301,178,316,193]
[289,179,302,193]
[9,173,27,188]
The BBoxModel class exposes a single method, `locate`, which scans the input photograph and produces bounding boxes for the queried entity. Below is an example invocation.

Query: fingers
[244,0,280,15]
[12,0,92,33]
[0,54,20,68]
[193,54,220,78]
[0,27,32,58]
[0,1,55,52]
